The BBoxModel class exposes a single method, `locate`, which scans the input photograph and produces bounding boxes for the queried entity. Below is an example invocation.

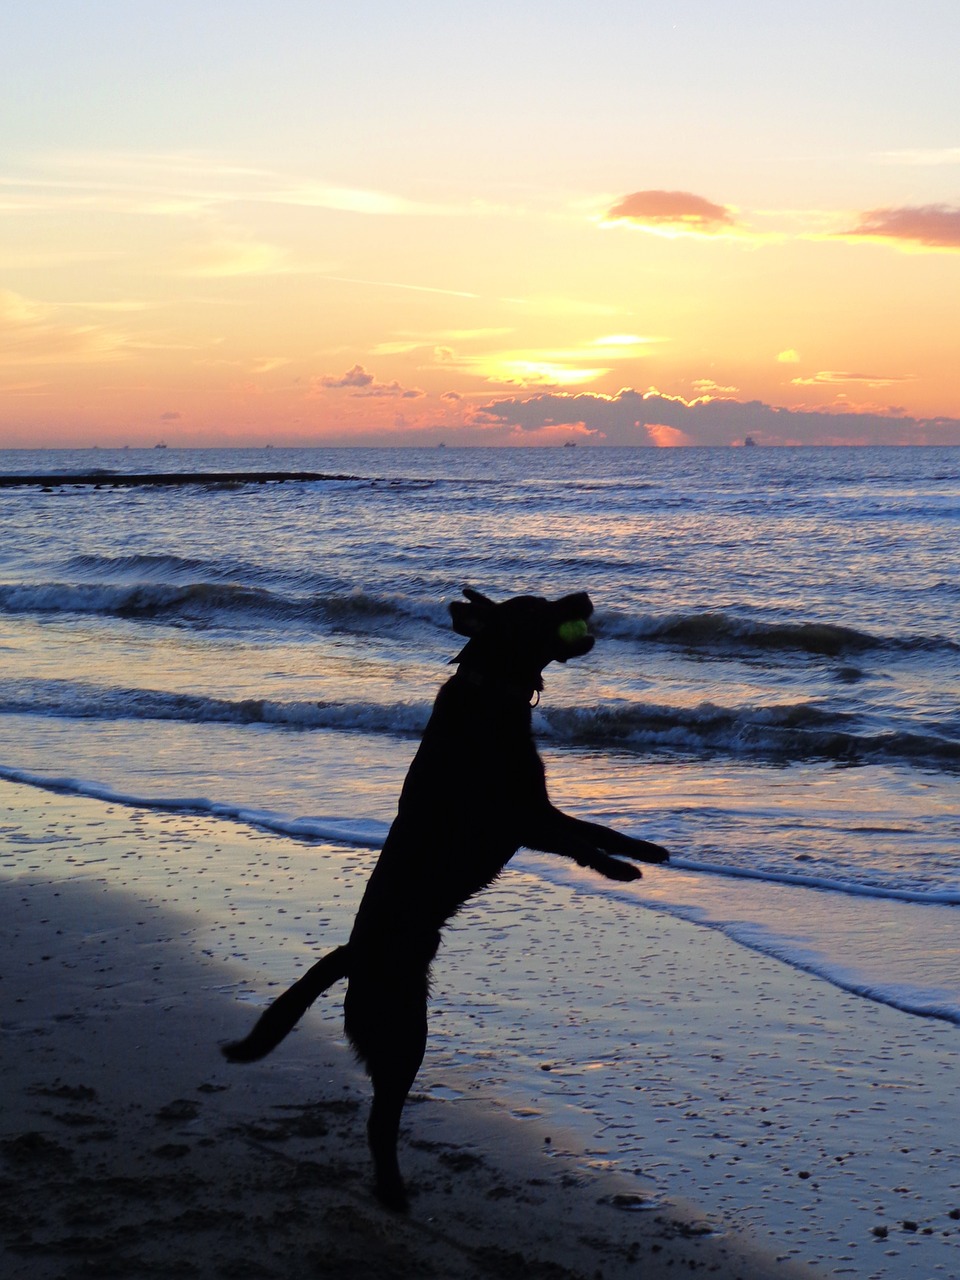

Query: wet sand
[4,780,952,1277]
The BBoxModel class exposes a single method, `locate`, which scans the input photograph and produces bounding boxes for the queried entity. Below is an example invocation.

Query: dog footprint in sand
[155,1099,201,1125]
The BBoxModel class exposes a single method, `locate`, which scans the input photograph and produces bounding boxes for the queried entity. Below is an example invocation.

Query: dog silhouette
[223,589,669,1209]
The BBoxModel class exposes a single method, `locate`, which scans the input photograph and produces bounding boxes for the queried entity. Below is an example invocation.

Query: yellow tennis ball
[557,619,589,644]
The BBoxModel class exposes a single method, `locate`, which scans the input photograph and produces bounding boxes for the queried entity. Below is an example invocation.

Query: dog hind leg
[367,1047,423,1212]
[345,972,428,1211]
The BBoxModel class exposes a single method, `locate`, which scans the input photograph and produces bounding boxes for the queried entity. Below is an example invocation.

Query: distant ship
[154,441,168,449]
[563,441,577,448]
[743,436,758,448]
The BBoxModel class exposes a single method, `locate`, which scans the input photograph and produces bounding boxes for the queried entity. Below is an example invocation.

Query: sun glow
[1,7,958,446]
[492,360,608,387]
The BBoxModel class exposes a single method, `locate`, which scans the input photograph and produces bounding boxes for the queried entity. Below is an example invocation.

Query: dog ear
[449,602,485,636]
[462,588,494,607]
[450,588,494,637]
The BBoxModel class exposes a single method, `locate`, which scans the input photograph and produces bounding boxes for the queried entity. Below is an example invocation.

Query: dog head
[449,588,595,690]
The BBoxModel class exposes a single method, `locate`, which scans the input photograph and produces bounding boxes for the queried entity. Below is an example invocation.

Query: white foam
[0,762,389,849]
[516,850,960,1028]
[3,761,958,1029]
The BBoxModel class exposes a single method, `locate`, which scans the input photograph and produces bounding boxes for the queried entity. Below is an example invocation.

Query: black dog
[223,589,669,1209]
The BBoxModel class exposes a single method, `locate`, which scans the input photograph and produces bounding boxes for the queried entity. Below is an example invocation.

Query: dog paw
[607,859,643,881]
[626,838,670,864]
[374,1174,410,1213]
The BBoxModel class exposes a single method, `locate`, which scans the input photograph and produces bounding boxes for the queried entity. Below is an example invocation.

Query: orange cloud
[174,237,288,277]
[790,370,915,387]
[840,204,960,250]
[646,422,694,447]
[604,190,735,233]
[0,288,129,366]
[693,379,739,395]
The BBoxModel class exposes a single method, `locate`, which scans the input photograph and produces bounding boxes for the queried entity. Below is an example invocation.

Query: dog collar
[453,667,542,706]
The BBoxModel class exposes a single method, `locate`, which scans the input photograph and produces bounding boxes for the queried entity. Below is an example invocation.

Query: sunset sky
[2,1,959,447]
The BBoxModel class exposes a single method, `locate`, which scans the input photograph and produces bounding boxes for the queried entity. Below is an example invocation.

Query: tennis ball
[557,618,589,644]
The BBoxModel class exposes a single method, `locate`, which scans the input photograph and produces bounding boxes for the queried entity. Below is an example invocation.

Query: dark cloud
[317,363,424,398]
[159,410,181,421]
[605,190,735,232]
[842,204,960,250]
[351,380,425,399]
[473,388,960,446]
[319,363,374,388]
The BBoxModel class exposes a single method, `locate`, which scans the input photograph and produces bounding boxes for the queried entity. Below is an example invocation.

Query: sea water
[1,445,958,1027]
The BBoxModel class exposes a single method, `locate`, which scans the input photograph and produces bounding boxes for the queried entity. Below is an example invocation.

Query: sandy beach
[3,780,957,1278]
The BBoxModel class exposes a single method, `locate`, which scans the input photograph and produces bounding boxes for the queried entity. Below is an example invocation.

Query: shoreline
[4,876,759,1280]
[5,779,959,1277]
[0,782,808,1279]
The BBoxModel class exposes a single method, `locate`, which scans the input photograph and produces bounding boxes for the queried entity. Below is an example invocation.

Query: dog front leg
[521,813,643,881]
[542,808,670,865]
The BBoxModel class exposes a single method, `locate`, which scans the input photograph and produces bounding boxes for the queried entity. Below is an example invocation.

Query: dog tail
[221,944,350,1063]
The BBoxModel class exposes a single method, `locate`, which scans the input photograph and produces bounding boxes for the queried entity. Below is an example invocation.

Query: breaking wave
[3,676,957,770]
[2,565,955,664]
[0,678,431,736]
[540,698,960,768]
[0,578,434,633]
[598,608,959,658]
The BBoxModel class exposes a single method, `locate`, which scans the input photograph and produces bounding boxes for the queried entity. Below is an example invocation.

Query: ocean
[2,444,959,1266]
[2,445,957,1005]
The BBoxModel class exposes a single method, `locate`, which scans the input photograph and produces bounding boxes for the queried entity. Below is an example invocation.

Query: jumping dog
[223,589,669,1209]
